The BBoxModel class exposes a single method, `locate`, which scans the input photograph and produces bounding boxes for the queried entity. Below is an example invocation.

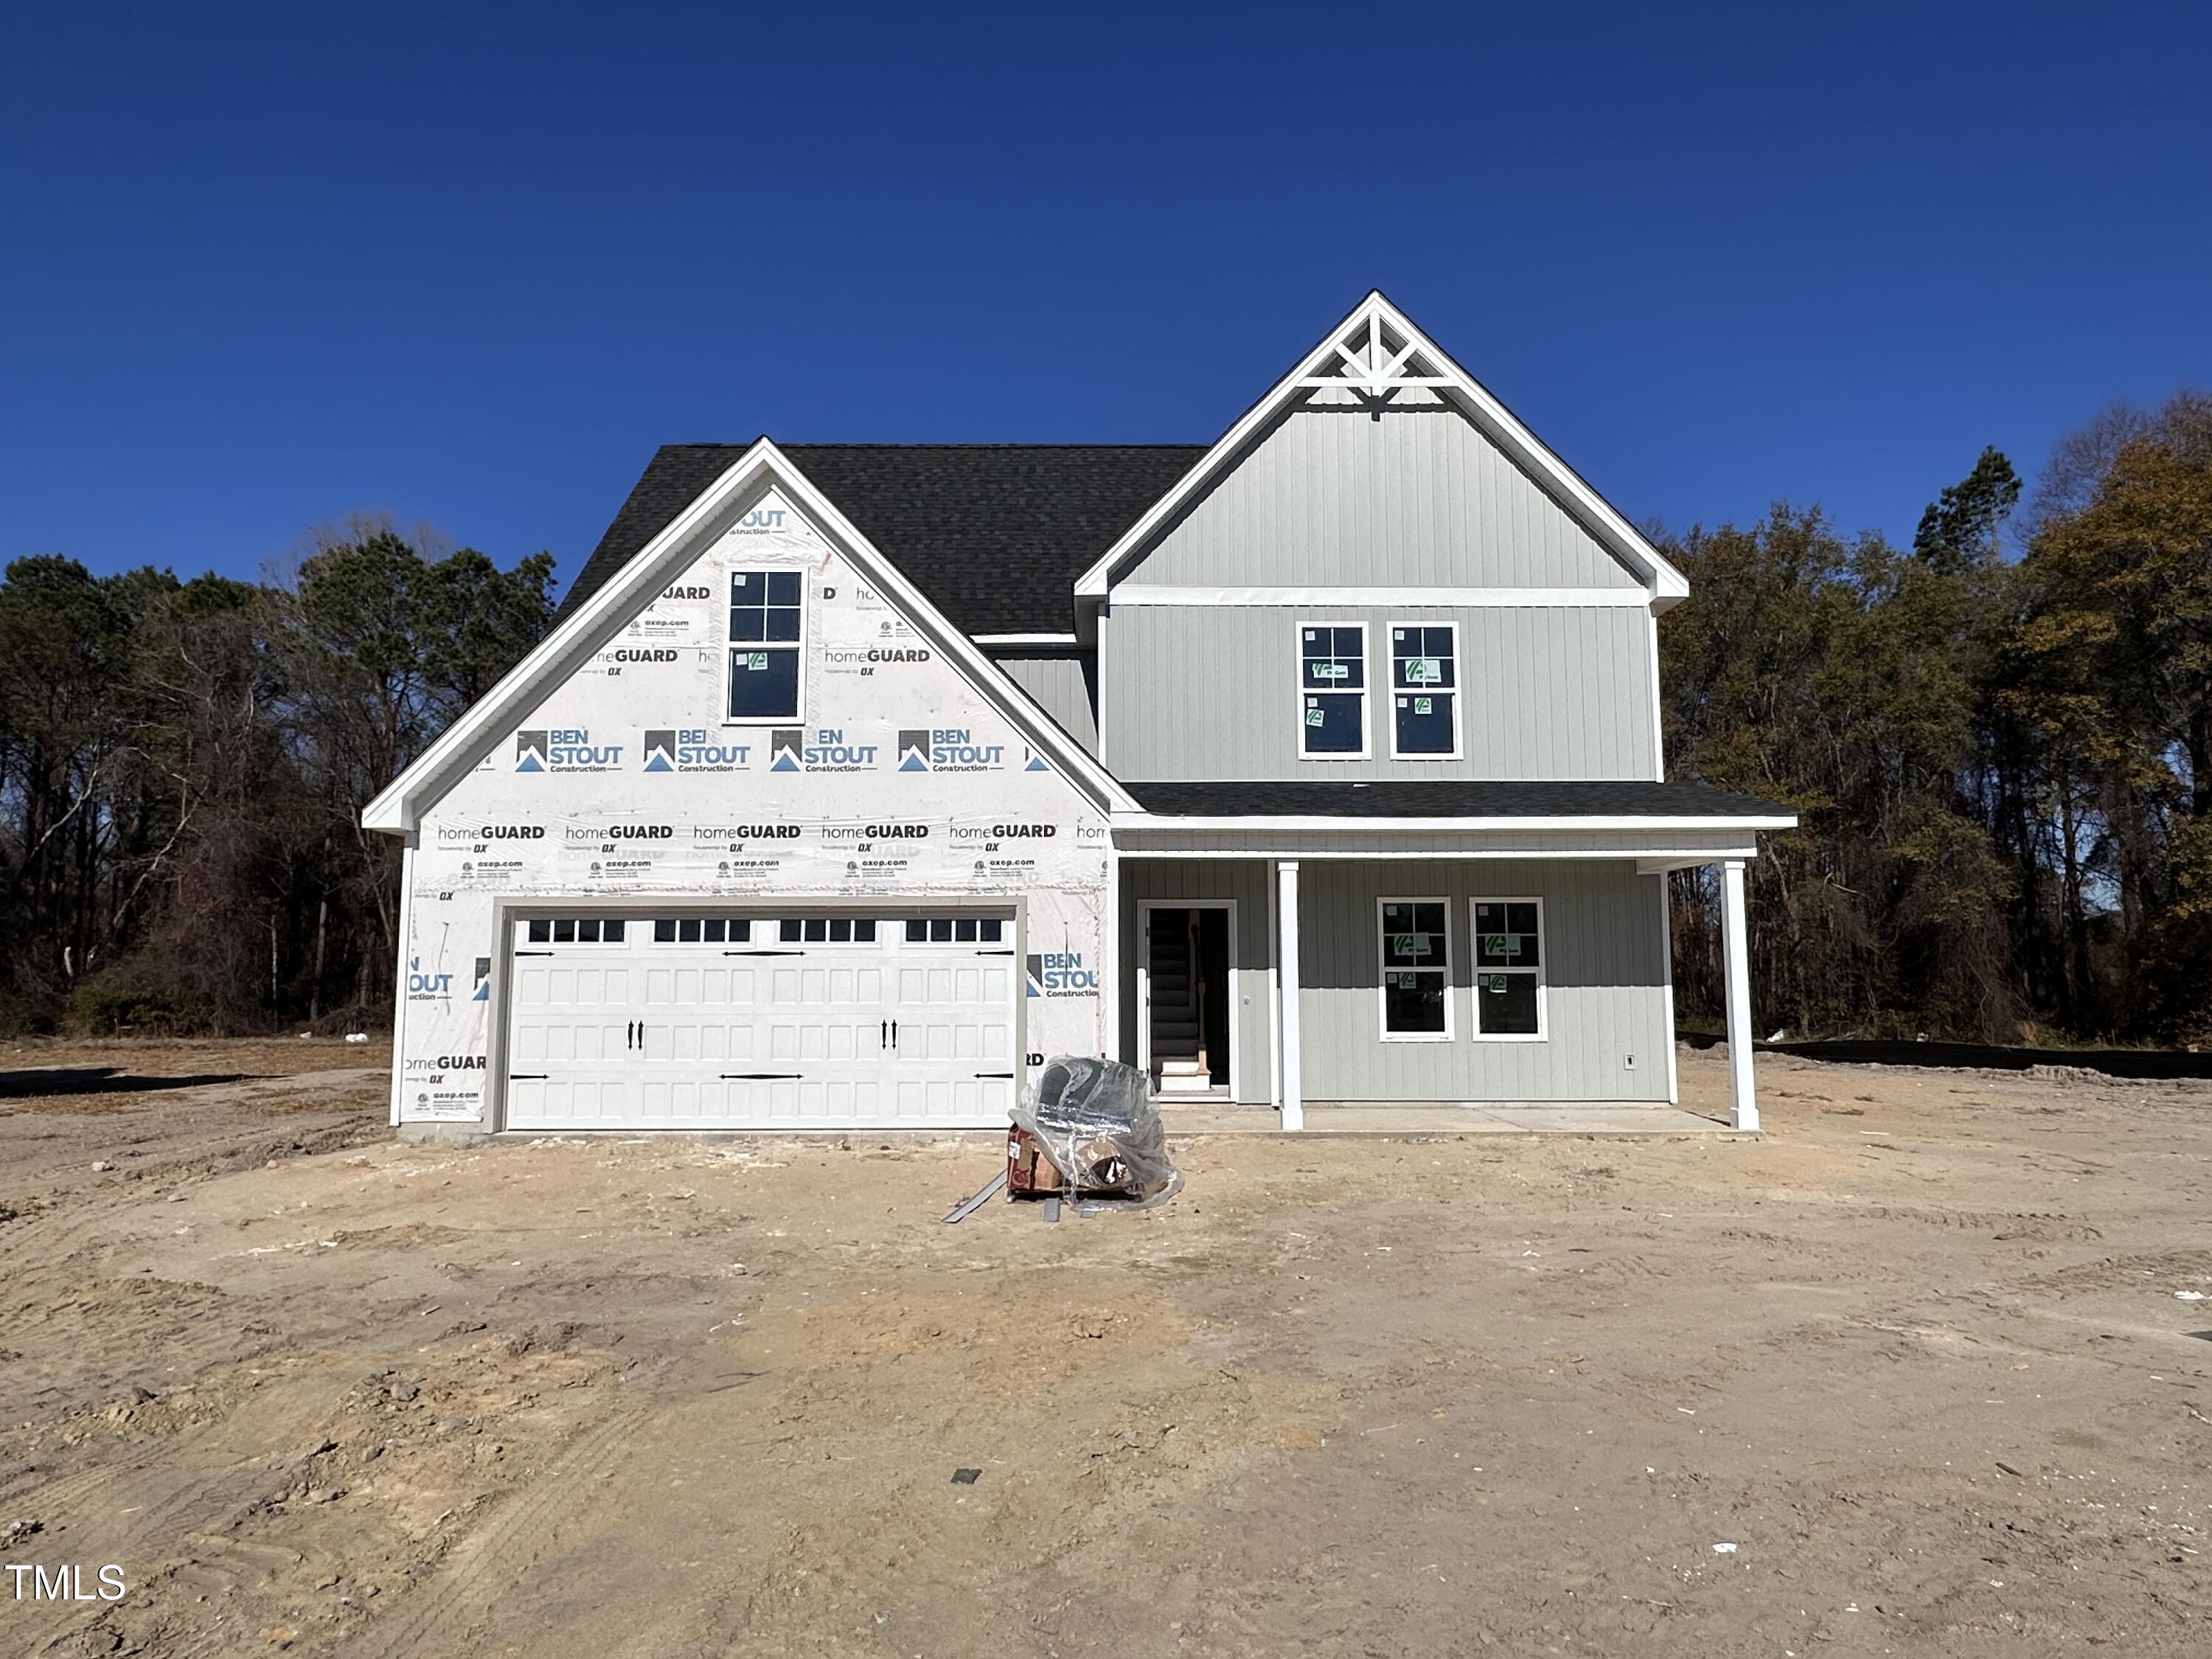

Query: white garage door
[503,908,1019,1130]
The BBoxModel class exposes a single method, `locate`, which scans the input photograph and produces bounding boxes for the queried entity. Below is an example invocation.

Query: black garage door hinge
[726,949,803,956]
[973,1071,1015,1079]
[720,1072,803,1080]
[513,950,554,957]
[509,1073,549,1081]
[975,948,1015,956]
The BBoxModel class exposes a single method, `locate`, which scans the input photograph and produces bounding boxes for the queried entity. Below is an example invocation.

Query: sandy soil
[1,1037,2208,1657]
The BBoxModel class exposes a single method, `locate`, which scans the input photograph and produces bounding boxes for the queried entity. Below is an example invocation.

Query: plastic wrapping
[1009,1055,1183,1210]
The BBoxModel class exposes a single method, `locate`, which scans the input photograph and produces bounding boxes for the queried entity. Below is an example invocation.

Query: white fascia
[364,439,1136,835]
[1108,813,1797,834]
[1070,290,1691,614]
[1110,586,1649,608]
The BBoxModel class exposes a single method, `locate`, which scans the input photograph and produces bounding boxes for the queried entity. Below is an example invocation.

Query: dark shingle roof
[1124,780,1796,818]
[558,443,1206,636]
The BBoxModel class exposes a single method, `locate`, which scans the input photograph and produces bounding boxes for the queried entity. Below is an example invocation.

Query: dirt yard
[1,1039,2208,1657]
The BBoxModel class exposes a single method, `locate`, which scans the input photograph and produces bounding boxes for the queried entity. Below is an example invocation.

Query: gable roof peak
[1071,291,1690,609]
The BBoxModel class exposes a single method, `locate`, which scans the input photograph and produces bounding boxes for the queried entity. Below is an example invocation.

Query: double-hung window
[1298,623,1368,757]
[1378,898,1451,1038]
[1472,898,1545,1038]
[1390,623,1459,757]
[727,570,804,721]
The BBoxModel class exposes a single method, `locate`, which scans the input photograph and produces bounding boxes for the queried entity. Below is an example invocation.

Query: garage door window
[777,917,880,943]
[905,917,1004,943]
[526,917,627,944]
[651,918,755,943]
[727,570,804,722]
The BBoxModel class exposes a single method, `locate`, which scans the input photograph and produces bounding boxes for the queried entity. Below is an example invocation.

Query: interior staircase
[1149,912,1214,1093]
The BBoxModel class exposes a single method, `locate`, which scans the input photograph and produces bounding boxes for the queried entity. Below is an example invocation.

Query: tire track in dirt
[333,1406,659,1659]
[0,1107,380,1279]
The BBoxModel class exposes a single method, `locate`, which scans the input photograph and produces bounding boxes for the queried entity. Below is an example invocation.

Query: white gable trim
[1071,291,1691,611]
[1110,813,1797,833]
[364,440,1135,835]
[1110,585,1649,608]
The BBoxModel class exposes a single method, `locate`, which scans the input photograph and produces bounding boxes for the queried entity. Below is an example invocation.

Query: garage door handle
[891,1019,898,1049]
[880,1019,887,1048]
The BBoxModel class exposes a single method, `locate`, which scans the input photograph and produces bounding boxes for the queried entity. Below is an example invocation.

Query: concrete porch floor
[1157,1102,1747,1136]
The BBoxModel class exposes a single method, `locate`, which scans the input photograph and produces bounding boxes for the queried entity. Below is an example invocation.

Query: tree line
[3,393,2208,1043]
[0,526,553,1033]
[1664,392,2212,1046]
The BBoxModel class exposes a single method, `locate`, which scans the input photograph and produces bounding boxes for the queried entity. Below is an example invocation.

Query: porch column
[1276,858,1304,1132]
[1720,858,1759,1132]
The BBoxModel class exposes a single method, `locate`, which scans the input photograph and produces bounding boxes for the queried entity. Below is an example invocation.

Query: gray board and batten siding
[987,650,1099,754]
[1121,859,1673,1106]
[1298,860,1671,1104]
[1115,403,1646,591]
[1103,604,1657,782]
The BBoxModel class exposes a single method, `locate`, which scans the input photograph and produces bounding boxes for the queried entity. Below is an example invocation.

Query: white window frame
[1376,895,1454,1042]
[1295,619,1370,761]
[1470,895,1548,1043]
[723,566,808,727]
[1386,619,1463,761]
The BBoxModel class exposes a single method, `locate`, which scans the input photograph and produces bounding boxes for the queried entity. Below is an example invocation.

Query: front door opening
[1146,905,1230,1093]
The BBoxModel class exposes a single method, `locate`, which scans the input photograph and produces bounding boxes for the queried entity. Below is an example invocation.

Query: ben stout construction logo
[1026,949,1097,999]
[897,728,1006,773]
[643,729,751,773]
[515,728,624,773]
[769,728,877,772]
[406,956,456,1001]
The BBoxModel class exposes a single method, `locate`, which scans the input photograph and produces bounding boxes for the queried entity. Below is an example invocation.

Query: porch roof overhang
[1109,779,1797,866]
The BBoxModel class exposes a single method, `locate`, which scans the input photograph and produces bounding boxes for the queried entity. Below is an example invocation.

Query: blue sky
[4,2,2208,591]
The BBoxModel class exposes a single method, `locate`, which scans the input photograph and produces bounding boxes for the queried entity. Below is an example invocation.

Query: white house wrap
[388,490,1110,1130]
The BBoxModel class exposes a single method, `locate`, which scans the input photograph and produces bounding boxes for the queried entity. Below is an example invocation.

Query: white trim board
[1109,813,1797,833]
[973,632,1080,646]
[1072,291,1691,610]
[363,439,1135,834]
[1121,846,1765,862]
[1113,586,1651,608]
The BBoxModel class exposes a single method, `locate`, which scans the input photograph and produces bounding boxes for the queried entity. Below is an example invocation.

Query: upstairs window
[1390,624,1460,757]
[1298,624,1368,757]
[1379,899,1451,1038]
[727,570,804,721]
[1472,898,1545,1038]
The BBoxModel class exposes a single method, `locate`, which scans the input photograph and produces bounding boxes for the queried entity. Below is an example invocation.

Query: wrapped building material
[1008,1055,1182,1210]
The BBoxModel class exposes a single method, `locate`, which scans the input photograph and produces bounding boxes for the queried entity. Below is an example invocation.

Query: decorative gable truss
[1298,307,1457,406]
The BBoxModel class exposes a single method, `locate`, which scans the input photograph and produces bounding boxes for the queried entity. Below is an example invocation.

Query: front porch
[1109,780,1795,1133]
[1158,1099,1744,1136]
